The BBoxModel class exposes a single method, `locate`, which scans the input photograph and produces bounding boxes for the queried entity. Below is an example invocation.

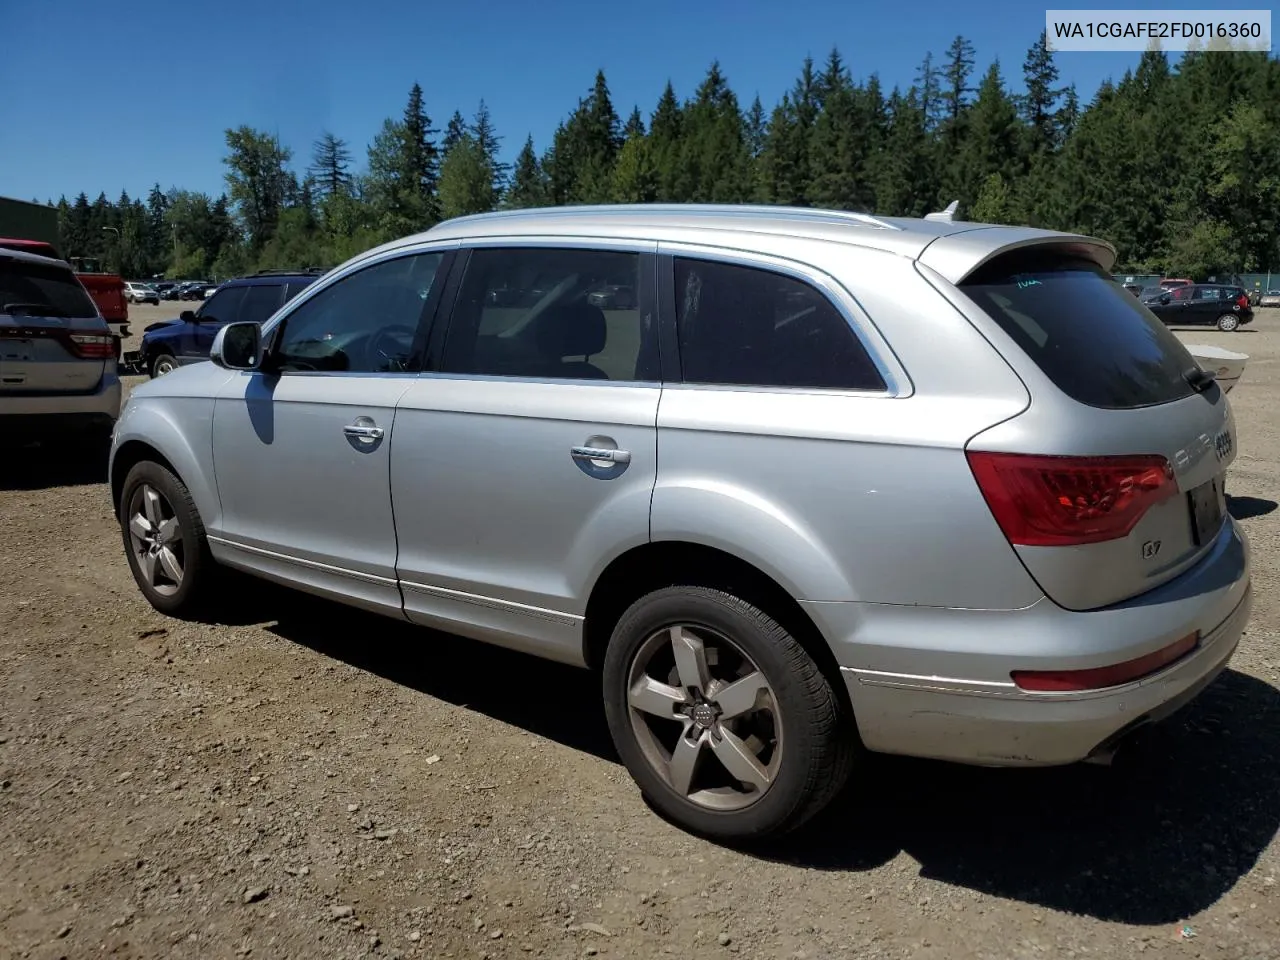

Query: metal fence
[1113,272,1279,293]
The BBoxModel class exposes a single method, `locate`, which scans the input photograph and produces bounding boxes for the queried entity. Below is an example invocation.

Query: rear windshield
[0,257,99,319]
[960,254,1198,409]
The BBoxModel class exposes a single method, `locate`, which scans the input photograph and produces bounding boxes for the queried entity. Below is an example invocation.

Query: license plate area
[1188,477,1226,546]
[0,338,35,363]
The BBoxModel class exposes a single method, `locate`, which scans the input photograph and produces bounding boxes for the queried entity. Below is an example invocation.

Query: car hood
[143,318,184,333]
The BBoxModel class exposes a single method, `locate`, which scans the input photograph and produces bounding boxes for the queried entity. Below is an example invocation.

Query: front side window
[673,257,886,391]
[198,286,246,324]
[272,252,442,373]
[441,247,655,381]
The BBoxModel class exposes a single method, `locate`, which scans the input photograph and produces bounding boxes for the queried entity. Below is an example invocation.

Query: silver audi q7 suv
[109,205,1252,840]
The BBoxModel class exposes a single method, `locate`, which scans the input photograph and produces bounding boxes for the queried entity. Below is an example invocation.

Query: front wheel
[602,586,857,841]
[1217,314,1241,332]
[119,460,216,616]
[150,352,177,378]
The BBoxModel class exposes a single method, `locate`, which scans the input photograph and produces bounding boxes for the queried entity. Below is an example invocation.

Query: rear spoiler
[917,228,1117,285]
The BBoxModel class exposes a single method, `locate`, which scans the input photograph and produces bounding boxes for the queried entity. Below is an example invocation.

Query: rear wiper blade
[1,302,66,317]
[1183,366,1217,392]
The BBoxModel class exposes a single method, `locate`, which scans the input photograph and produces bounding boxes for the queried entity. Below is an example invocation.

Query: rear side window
[0,257,97,318]
[961,255,1197,409]
[673,258,886,391]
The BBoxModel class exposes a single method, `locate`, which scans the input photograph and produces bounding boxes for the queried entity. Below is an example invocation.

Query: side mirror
[180,309,196,322]
[210,321,262,371]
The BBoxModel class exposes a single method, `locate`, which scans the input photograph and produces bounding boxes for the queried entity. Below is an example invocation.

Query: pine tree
[649,81,684,201]
[310,131,353,199]
[400,83,441,221]
[677,62,750,203]
[438,134,495,219]
[874,87,932,217]
[915,52,943,131]
[443,111,467,153]
[470,99,507,198]
[956,62,1023,212]
[623,106,645,139]
[1020,31,1063,157]
[506,135,549,208]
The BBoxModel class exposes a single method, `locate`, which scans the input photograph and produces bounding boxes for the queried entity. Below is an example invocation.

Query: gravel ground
[3,309,1280,960]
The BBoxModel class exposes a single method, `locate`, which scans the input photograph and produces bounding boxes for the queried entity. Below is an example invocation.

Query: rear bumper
[803,517,1252,766]
[0,374,121,434]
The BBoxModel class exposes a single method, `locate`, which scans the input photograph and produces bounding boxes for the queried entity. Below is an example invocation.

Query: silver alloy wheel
[127,483,184,596]
[1218,314,1240,331]
[626,623,782,811]
[153,355,177,377]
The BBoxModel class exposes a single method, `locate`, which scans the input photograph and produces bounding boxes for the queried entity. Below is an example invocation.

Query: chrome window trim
[657,239,911,399]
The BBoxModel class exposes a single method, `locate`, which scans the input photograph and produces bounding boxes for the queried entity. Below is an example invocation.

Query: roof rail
[251,267,326,276]
[436,202,901,231]
[925,200,960,223]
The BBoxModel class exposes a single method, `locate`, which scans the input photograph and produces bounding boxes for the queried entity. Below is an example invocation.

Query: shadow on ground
[0,440,109,491]
[225,579,1280,926]
[1228,494,1278,520]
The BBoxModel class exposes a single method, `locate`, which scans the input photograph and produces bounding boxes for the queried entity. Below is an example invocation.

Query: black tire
[118,460,216,617]
[602,585,857,841]
[150,351,177,378]
[1217,314,1241,332]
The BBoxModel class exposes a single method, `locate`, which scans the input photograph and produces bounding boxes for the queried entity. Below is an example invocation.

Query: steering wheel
[367,324,418,371]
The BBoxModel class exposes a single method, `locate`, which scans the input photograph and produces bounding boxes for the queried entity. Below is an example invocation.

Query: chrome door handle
[571,445,631,464]
[344,424,384,440]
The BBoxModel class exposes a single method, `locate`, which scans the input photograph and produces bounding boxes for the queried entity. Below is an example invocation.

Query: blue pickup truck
[133,270,321,377]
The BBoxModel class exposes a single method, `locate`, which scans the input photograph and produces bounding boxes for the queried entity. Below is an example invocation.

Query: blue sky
[2,0,1183,204]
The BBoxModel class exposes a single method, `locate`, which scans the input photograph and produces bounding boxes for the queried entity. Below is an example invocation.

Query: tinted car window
[1194,286,1222,301]
[273,253,442,373]
[961,254,1198,409]
[198,286,246,324]
[0,257,97,318]
[673,258,885,391]
[238,284,284,326]
[442,247,655,381]
[284,279,314,302]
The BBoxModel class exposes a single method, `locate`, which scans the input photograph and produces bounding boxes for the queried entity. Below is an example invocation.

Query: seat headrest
[538,300,607,358]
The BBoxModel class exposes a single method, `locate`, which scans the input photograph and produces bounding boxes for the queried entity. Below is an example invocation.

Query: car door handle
[571,445,630,464]
[344,424,384,440]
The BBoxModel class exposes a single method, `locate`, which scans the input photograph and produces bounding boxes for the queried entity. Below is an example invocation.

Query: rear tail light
[1237,294,1249,309]
[67,333,116,359]
[1012,632,1199,692]
[966,451,1177,546]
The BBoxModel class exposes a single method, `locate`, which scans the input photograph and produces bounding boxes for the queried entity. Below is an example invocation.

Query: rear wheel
[150,352,177,378]
[602,585,856,841]
[119,460,216,616]
[1217,314,1241,332]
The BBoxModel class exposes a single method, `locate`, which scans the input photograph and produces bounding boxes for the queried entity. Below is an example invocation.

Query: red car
[1159,277,1194,289]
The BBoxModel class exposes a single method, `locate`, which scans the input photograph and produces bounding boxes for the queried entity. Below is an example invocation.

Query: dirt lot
[3,310,1280,960]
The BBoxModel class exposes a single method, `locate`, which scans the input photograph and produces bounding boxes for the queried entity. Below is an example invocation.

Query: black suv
[1142,283,1255,332]
[136,270,322,377]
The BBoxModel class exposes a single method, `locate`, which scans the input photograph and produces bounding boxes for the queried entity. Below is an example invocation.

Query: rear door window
[673,257,886,391]
[960,254,1198,409]
[0,257,98,318]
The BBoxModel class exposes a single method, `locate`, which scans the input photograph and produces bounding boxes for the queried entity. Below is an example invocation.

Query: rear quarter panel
[652,241,1044,610]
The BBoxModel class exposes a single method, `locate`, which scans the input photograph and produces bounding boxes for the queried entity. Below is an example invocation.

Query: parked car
[587,284,637,309]
[125,281,159,305]
[0,241,130,350]
[137,270,319,377]
[110,204,1251,840]
[1259,290,1280,308]
[157,282,182,301]
[1143,283,1254,331]
[178,281,211,301]
[1,247,121,445]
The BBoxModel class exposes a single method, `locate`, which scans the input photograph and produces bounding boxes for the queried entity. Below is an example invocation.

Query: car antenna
[925,200,959,223]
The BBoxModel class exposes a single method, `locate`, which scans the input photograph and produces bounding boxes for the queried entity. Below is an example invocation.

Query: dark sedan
[1142,283,1254,332]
